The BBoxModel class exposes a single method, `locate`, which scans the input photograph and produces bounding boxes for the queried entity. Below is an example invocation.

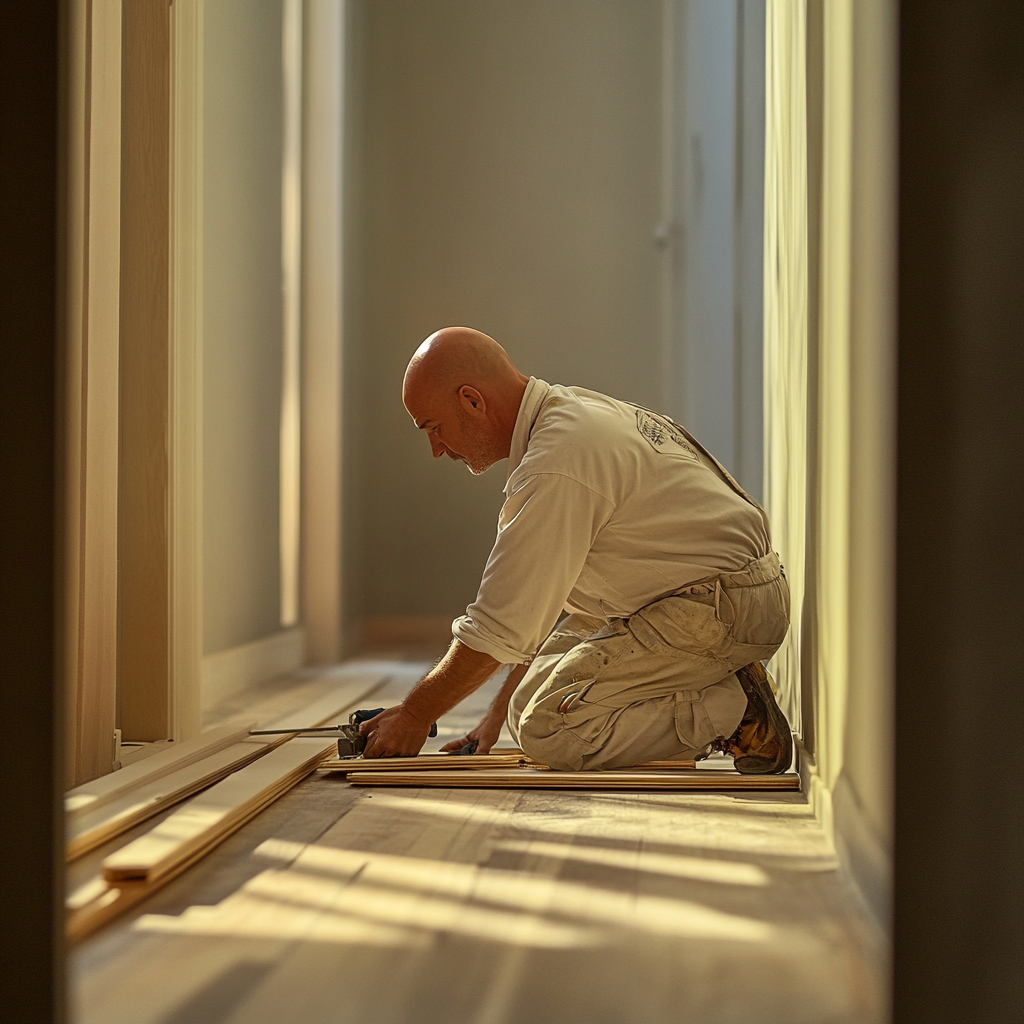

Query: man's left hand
[359,704,432,759]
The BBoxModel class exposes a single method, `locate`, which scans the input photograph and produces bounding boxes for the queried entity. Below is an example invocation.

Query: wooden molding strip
[102,738,333,883]
[66,739,271,861]
[65,672,386,940]
[66,673,385,852]
[118,0,172,743]
[66,738,332,942]
[64,722,255,818]
[320,756,699,773]
[300,0,344,664]
[320,753,528,772]
[117,739,176,768]
[63,0,123,788]
[348,769,800,790]
[169,0,204,742]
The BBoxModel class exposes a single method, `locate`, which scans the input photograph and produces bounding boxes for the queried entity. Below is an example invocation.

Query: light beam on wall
[763,0,809,737]
[280,0,303,628]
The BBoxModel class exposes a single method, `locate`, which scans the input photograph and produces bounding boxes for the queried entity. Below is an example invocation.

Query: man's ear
[458,386,487,416]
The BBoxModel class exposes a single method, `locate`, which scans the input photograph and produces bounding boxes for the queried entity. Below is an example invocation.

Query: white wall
[763,0,897,930]
[202,0,285,656]
[666,0,766,497]
[344,0,664,636]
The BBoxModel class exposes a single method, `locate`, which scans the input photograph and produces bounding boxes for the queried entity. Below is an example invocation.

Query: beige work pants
[507,552,790,771]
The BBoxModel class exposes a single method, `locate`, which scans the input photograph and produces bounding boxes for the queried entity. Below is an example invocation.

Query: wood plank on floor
[65,675,389,862]
[67,740,272,860]
[348,768,800,790]
[67,740,333,942]
[65,673,396,942]
[65,724,255,817]
[318,755,698,773]
[101,739,336,882]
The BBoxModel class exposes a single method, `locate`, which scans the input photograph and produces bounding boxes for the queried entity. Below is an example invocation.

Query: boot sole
[734,663,793,775]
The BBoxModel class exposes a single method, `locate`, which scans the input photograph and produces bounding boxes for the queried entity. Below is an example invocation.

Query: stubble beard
[462,450,496,475]
[455,410,500,475]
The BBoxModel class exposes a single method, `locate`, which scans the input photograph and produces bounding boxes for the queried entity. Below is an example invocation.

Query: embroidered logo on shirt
[635,410,699,461]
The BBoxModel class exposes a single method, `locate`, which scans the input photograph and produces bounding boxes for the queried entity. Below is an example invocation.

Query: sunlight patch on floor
[494,839,771,886]
[363,790,837,862]
[133,834,779,949]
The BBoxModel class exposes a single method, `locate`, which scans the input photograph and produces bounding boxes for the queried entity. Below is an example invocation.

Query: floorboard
[71,662,887,1024]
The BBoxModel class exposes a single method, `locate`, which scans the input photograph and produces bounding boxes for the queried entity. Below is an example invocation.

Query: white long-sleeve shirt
[452,378,771,664]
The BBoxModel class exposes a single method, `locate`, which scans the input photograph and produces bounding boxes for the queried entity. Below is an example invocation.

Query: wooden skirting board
[320,755,699,773]
[67,738,334,942]
[65,723,255,817]
[65,673,387,859]
[320,753,527,772]
[66,739,271,860]
[348,768,800,790]
[65,673,389,941]
[102,739,333,882]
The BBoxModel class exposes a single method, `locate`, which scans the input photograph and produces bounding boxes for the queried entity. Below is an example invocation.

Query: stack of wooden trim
[65,723,255,818]
[66,738,335,941]
[320,752,527,772]
[320,754,699,773]
[67,733,267,860]
[65,672,388,941]
[321,750,793,789]
[347,767,799,790]
[66,673,387,859]
[102,739,333,882]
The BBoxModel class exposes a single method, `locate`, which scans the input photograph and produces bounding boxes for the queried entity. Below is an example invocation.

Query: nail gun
[250,707,438,758]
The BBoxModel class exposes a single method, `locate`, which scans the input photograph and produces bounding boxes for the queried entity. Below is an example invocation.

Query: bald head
[403,327,522,401]
[403,327,529,475]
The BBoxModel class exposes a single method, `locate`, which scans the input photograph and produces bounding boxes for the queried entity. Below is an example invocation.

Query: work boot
[705,662,793,774]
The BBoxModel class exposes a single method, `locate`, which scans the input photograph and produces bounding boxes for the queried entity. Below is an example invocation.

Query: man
[360,327,792,773]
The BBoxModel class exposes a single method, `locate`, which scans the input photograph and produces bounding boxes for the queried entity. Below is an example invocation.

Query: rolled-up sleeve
[452,473,613,663]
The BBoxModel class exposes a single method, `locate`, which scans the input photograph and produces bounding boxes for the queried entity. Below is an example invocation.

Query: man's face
[406,395,499,475]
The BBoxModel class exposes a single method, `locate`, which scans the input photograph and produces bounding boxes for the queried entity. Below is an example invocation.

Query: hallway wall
[202,0,285,656]
[344,0,663,640]
[666,0,766,497]
[763,0,896,929]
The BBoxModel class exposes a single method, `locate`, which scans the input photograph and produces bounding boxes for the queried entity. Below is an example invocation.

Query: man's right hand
[439,710,504,754]
[440,662,528,754]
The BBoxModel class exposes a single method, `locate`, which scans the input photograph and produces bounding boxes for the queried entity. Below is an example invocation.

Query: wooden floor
[71,662,888,1024]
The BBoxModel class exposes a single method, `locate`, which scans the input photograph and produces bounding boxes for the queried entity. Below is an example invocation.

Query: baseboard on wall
[201,627,305,707]
[796,740,835,841]
[356,616,454,656]
[796,739,890,938]
[831,772,892,935]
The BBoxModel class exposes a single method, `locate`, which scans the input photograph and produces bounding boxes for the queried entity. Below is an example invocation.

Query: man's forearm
[402,639,502,725]
[486,663,527,721]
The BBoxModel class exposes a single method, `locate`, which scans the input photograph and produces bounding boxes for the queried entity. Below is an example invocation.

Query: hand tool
[250,708,438,758]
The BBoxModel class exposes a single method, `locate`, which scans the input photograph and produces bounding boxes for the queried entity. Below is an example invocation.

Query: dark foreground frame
[0,3,64,1021]
[895,2,1024,1018]
[0,2,1021,1021]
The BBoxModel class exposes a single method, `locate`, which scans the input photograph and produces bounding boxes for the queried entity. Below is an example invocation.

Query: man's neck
[495,374,530,458]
